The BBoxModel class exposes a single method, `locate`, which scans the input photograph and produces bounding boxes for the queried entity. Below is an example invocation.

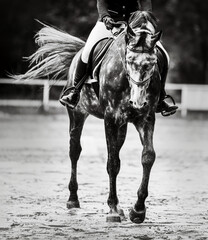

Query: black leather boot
[59,57,87,109]
[156,46,178,116]
[156,76,178,116]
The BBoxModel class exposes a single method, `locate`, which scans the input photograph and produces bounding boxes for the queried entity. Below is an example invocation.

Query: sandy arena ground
[0,110,208,239]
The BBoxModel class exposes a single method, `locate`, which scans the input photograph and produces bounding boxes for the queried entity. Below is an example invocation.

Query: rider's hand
[103,16,115,30]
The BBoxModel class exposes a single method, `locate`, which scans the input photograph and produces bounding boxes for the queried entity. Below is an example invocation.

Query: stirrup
[161,95,178,117]
[60,86,75,99]
[164,95,176,105]
[59,86,80,108]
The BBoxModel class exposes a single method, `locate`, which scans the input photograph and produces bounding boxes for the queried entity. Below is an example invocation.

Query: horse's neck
[101,33,127,87]
[111,32,127,62]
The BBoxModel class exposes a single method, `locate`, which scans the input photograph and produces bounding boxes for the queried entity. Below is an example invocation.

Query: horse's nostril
[129,100,133,105]
[143,102,147,107]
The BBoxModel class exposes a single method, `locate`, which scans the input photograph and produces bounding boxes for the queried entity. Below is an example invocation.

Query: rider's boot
[156,89,178,116]
[59,56,87,109]
[156,46,178,116]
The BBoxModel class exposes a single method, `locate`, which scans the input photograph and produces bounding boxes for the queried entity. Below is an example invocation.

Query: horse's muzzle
[129,99,147,109]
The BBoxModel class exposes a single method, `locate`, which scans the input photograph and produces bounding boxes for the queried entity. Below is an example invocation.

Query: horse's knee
[142,149,155,168]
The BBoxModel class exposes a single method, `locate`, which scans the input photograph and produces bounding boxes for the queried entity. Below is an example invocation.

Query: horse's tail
[12,22,85,80]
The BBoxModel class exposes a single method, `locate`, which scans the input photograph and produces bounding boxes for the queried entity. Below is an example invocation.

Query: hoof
[66,200,80,209]
[106,213,121,223]
[129,207,146,224]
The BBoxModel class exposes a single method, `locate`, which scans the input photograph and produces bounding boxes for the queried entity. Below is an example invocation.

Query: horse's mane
[129,11,158,29]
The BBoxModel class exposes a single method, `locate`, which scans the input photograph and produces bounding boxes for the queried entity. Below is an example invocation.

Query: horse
[14,11,164,223]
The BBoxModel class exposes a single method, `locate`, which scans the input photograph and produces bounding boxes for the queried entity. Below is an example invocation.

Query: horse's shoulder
[111,32,126,49]
[106,32,126,60]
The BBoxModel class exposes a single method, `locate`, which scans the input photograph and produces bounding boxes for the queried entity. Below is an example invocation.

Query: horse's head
[125,11,161,109]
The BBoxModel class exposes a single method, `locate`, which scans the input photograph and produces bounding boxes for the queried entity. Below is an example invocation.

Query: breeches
[81,21,113,63]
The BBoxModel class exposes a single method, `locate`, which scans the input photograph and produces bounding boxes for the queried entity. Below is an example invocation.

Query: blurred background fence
[1,78,208,117]
[1,0,208,84]
[1,1,208,114]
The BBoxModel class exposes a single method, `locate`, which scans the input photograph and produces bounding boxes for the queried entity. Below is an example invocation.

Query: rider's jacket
[97,0,152,21]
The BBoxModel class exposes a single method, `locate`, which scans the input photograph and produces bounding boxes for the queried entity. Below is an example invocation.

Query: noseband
[127,68,154,87]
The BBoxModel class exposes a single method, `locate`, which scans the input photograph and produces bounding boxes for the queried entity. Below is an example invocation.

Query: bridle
[126,66,155,87]
[112,23,157,88]
[126,29,157,87]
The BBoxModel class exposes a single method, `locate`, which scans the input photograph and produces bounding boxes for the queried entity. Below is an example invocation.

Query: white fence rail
[0,78,66,112]
[1,78,208,116]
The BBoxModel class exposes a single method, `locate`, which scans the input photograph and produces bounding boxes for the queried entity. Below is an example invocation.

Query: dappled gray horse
[15,11,165,223]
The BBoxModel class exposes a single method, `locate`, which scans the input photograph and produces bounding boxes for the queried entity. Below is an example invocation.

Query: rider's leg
[156,41,178,116]
[59,56,87,108]
[60,21,112,108]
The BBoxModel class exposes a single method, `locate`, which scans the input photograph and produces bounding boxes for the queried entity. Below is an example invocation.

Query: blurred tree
[43,0,97,37]
[0,0,208,84]
[0,0,97,77]
[0,0,49,76]
[154,0,208,84]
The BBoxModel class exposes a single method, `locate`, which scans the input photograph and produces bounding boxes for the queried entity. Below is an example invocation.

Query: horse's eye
[143,64,148,70]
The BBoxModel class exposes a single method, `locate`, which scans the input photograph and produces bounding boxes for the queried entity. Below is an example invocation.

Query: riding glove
[102,16,115,30]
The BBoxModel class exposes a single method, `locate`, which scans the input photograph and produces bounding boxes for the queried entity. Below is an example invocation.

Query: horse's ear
[150,30,162,47]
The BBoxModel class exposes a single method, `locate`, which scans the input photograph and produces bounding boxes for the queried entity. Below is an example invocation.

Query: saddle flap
[86,38,114,81]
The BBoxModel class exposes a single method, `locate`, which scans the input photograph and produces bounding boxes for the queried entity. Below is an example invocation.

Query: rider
[60,0,178,116]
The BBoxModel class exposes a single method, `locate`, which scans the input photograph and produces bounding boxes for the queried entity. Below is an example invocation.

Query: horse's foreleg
[130,115,156,223]
[67,108,88,209]
[104,117,127,222]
